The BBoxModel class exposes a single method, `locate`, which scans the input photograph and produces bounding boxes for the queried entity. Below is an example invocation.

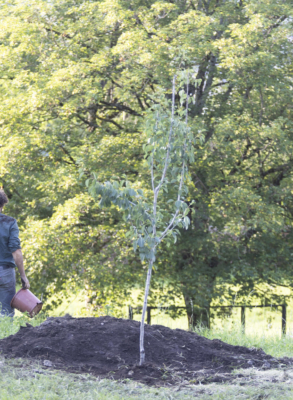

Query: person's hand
[21,275,30,289]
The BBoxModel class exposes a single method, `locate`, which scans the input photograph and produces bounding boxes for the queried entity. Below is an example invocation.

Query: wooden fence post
[282,305,287,335]
[128,305,133,320]
[147,306,151,325]
[241,306,245,333]
[207,306,210,329]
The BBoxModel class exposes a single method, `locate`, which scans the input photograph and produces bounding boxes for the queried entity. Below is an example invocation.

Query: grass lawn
[1,355,293,400]
[1,314,293,399]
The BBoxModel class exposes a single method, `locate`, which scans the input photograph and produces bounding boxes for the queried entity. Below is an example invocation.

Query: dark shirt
[0,213,21,268]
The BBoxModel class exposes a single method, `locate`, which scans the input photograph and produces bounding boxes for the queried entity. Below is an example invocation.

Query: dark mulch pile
[0,315,291,386]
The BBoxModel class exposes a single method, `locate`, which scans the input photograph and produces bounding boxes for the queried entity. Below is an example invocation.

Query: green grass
[194,320,293,358]
[0,359,171,400]
[0,313,46,340]
[1,356,293,400]
[1,314,293,399]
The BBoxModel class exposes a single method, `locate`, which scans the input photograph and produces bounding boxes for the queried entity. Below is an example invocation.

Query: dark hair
[0,190,8,209]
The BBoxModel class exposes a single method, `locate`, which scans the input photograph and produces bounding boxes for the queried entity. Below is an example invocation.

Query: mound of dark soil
[0,316,290,386]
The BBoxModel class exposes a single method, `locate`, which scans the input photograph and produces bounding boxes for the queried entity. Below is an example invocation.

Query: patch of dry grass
[1,356,293,399]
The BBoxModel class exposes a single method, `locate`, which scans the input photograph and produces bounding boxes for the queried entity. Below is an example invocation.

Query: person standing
[0,190,29,316]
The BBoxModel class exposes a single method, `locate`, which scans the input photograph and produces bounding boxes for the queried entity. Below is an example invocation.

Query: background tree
[0,0,293,323]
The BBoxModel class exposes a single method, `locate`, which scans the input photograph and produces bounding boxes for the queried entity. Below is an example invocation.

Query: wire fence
[128,304,287,335]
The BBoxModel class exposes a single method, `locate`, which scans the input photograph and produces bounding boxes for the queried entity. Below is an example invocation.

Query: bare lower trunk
[140,260,153,365]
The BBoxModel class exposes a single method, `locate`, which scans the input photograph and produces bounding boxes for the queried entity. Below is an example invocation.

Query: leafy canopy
[0,0,292,316]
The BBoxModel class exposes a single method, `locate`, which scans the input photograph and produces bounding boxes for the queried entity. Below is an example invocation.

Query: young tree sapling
[86,72,201,365]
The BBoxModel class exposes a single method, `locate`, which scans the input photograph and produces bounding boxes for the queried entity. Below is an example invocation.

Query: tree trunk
[139,260,153,365]
[184,295,210,329]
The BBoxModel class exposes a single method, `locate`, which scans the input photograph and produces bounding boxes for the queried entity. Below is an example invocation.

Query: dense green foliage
[0,0,293,320]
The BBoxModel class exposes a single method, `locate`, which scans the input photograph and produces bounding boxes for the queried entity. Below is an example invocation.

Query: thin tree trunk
[139,259,154,365]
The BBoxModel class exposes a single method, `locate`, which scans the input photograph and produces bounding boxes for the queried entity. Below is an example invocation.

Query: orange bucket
[10,289,43,317]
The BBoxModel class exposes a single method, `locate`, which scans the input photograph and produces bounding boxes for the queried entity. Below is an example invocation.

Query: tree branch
[76,113,123,130]
[155,75,177,195]
[59,144,78,167]
[261,162,293,178]
[100,101,143,117]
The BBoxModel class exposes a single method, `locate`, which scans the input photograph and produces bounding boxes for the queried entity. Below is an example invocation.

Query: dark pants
[0,266,16,316]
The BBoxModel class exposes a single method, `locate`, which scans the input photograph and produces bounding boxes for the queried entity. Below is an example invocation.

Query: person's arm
[8,220,30,289]
[12,249,30,289]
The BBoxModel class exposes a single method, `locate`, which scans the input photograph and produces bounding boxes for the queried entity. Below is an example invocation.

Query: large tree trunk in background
[184,294,210,329]
[171,227,218,330]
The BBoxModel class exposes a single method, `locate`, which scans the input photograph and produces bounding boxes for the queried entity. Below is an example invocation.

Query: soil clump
[0,315,291,386]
